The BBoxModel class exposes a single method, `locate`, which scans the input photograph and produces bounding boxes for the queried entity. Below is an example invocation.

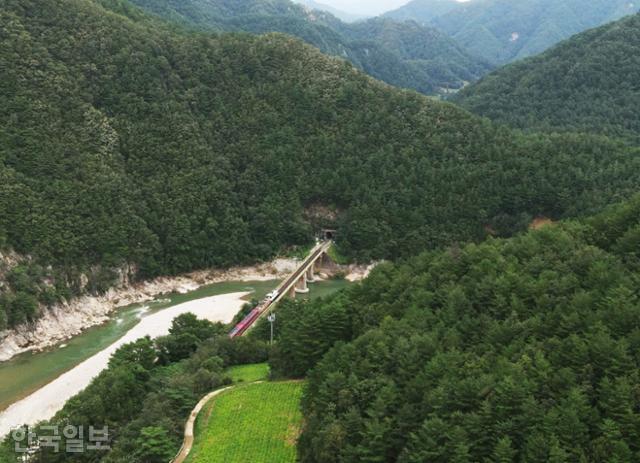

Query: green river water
[0,278,350,412]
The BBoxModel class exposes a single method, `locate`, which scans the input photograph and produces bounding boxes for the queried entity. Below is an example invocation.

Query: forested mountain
[268,196,640,462]
[125,0,492,94]
[384,0,461,23]
[336,17,490,91]
[390,0,640,65]
[128,0,306,28]
[8,196,640,462]
[456,14,640,144]
[1,0,640,330]
[294,0,367,23]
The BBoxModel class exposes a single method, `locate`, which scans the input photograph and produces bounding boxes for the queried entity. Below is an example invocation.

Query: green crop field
[189,381,304,463]
[226,363,270,383]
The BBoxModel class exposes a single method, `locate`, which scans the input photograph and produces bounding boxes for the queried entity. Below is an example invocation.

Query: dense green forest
[388,0,640,65]
[455,13,640,145]
[1,0,640,330]
[125,0,492,94]
[337,18,489,91]
[6,196,639,462]
[268,195,640,462]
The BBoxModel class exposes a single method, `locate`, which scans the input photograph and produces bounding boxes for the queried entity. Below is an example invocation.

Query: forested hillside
[391,0,640,65]
[456,14,640,144]
[125,0,492,94]
[294,0,366,23]
[338,17,489,90]
[384,0,461,23]
[268,196,640,462]
[1,0,640,331]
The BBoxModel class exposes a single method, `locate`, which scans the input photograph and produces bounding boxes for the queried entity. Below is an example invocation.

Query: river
[0,278,349,434]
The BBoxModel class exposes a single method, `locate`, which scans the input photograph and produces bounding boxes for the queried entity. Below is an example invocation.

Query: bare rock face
[0,300,112,361]
[345,263,379,282]
[78,273,90,291]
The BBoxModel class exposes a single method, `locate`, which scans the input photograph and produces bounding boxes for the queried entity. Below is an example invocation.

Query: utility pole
[267,313,276,345]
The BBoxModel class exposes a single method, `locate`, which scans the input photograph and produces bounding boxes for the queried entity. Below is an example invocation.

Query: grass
[189,381,305,463]
[326,243,349,265]
[226,363,270,383]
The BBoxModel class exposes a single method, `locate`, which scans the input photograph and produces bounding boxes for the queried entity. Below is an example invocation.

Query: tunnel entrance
[321,229,337,241]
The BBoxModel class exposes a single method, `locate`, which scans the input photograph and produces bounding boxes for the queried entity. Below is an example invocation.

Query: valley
[125,0,492,95]
[0,0,639,461]
[0,276,348,435]
[387,0,640,65]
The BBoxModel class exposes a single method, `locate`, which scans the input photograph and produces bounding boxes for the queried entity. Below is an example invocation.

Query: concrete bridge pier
[306,263,316,283]
[295,273,310,294]
[316,252,337,273]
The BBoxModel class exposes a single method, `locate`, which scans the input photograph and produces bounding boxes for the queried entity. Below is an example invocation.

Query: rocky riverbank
[0,259,299,362]
[0,258,373,362]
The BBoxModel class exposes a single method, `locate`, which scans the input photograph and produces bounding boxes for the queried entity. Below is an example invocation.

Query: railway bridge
[229,240,334,338]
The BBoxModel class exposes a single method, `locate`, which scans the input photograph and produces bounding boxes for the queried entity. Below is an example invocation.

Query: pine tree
[488,436,516,463]
[548,436,569,463]
[591,419,633,463]
[132,427,175,463]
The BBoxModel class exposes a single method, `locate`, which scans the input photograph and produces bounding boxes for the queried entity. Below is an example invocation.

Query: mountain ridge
[455,13,640,144]
[387,0,640,65]
[294,0,368,23]
[124,0,493,94]
[384,0,462,23]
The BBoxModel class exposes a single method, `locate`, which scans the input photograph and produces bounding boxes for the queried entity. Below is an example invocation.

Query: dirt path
[172,386,233,463]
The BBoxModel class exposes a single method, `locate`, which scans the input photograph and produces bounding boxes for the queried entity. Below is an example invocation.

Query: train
[228,306,262,338]
[228,290,279,338]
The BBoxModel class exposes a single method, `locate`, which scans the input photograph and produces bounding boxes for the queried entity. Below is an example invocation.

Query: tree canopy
[0,314,269,462]
[4,200,639,463]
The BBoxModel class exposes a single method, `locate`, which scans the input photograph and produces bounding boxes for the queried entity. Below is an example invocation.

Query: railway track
[229,241,331,337]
